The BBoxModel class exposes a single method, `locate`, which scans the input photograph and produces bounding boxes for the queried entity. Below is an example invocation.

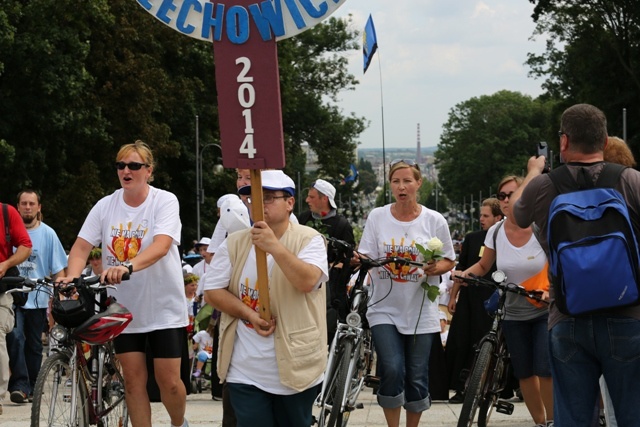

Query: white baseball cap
[313,179,337,209]
[220,197,251,234]
[195,237,211,247]
[217,194,239,208]
[238,170,295,196]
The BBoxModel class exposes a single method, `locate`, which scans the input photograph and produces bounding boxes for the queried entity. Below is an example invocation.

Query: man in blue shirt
[7,190,67,404]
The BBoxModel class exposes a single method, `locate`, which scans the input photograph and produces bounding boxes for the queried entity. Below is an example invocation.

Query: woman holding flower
[358,160,455,427]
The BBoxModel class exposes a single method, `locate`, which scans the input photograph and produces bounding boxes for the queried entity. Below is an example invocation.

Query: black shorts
[114,327,185,358]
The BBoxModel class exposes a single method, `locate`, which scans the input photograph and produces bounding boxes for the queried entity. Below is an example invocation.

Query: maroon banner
[213,1,285,169]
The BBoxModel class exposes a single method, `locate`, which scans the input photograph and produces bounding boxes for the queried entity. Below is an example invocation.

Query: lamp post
[195,115,222,239]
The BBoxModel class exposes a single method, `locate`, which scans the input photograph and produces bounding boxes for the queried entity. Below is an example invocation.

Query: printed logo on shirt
[380,238,422,283]
[107,222,148,265]
[240,277,260,329]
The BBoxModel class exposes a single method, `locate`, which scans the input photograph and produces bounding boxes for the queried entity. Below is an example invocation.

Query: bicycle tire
[99,346,128,427]
[477,337,507,427]
[325,338,353,427]
[457,340,495,427]
[31,351,89,427]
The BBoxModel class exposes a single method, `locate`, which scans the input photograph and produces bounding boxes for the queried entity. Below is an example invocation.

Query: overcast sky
[330,0,548,150]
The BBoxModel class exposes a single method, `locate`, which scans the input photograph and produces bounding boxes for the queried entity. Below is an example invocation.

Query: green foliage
[0,2,364,247]
[435,90,555,203]
[528,0,640,153]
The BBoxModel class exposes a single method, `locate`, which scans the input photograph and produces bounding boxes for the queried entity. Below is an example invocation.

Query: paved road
[2,388,537,426]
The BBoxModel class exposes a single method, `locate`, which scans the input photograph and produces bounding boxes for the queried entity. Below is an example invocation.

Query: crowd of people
[1,103,640,427]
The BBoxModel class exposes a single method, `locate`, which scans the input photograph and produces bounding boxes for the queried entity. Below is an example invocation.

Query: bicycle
[454,270,548,427]
[314,238,421,427]
[8,274,133,427]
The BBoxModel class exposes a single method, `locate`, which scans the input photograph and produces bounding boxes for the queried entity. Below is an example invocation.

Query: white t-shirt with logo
[358,205,456,335]
[204,234,327,394]
[79,186,188,333]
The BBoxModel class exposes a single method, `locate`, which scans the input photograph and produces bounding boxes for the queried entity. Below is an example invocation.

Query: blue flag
[363,15,378,74]
[341,164,359,184]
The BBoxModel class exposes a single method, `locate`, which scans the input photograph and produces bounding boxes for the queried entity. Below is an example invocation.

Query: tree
[0,2,366,246]
[435,90,554,203]
[527,0,640,154]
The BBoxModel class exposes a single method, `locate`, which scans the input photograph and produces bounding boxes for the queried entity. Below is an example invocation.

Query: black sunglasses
[389,159,419,169]
[115,161,149,171]
[497,191,514,201]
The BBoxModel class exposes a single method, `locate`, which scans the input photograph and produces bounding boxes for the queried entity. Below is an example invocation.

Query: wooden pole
[249,169,272,322]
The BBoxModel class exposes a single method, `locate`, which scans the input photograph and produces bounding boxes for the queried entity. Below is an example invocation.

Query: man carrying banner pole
[203,170,328,425]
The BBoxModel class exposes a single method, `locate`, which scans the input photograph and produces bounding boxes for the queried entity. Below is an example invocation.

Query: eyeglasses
[389,159,420,169]
[497,191,514,201]
[558,130,569,138]
[115,161,149,171]
[247,194,290,205]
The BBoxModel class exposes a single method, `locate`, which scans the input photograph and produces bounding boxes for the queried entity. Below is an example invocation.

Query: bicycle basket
[72,302,132,345]
[51,286,96,328]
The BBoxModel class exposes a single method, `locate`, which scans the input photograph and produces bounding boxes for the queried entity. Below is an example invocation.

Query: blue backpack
[547,163,640,315]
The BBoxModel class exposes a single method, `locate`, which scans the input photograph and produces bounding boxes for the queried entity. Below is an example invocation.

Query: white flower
[426,237,443,252]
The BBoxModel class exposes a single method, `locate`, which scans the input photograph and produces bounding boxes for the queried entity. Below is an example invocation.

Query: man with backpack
[510,103,640,426]
[0,202,32,415]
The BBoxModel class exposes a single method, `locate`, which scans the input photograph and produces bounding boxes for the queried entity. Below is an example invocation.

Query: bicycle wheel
[457,340,495,427]
[99,346,128,427]
[31,352,89,427]
[326,338,353,427]
[477,338,507,427]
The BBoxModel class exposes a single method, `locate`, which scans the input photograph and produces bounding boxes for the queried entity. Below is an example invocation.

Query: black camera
[537,141,550,173]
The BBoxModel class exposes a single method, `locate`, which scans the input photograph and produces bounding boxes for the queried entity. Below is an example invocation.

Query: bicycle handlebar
[2,274,129,295]
[327,237,424,270]
[455,272,548,304]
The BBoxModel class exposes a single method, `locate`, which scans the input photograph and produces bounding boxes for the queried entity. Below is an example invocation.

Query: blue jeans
[7,307,47,395]
[227,382,316,427]
[371,324,434,412]
[550,316,640,426]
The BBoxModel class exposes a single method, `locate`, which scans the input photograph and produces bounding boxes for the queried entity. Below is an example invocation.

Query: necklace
[392,204,420,238]
[25,220,40,230]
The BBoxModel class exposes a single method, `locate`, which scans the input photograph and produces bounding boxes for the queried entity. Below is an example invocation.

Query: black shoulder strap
[548,164,578,194]
[2,203,9,244]
[595,162,626,188]
[492,220,504,254]
[548,163,626,195]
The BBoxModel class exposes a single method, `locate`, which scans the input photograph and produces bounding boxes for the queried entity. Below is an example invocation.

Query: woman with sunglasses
[62,140,189,427]
[456,175,553,427]
[357,160,456,427]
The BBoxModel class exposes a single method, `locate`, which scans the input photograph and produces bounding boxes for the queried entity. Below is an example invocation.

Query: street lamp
[195,115,223,239]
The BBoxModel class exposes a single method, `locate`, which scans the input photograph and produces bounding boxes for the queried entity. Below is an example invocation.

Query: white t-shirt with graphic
[358,205,456,335]
[204,234,328,395]
[79,186,188,333]
[192,330,214,358]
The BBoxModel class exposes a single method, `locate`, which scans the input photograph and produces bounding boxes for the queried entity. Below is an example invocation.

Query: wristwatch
[122,261,133,275]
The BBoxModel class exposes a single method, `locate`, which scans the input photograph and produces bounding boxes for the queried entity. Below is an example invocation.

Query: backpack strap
[595,162,626,188]
[549,162,626,195]
[492,219,504,253]
[2,203,9,244]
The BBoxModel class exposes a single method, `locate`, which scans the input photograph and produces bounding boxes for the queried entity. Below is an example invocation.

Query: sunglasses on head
[389,159,419,169]
[497,191,514,201]
[115,161,149,171]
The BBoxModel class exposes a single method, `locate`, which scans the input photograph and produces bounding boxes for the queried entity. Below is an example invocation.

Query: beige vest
[217,224,327,391]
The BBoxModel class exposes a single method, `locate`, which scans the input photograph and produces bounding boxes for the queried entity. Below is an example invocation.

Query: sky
[329,0,549,150]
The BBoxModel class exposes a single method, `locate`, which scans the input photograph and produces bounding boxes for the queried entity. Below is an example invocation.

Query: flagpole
[377,52,387,204]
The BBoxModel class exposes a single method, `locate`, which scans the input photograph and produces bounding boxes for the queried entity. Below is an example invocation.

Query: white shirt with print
[79,187,188,333]
[358,205,455,335]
